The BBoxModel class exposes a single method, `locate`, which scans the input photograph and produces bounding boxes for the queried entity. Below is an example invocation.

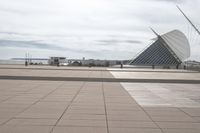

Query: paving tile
[0,125,52,133]
[108,120,158,128]
[109,127,162,133]
[106,106,143,111]
[105,98,135,104]
[72,101,104,105]
[107,110,145,115]
[108,110,147,116]
[16,108,64,119]
[52,126,107,133]
[0,118,9,125]
[66,109,105,115]
[0,96,12,102]
[30,102,68,110]
[2,98,38,105]
[71,102,104,106]
[107,114,151,121]
[42,95,73,102]
[106,103,140,108]
[0,103,30,113]
[57,119,107,127]
[156,121,200,129]
[150,115,196,122]
[180,108,200,117]
[146,110,188,117]
[162,129,200,133]
[69,105,105,111]
[61,114,106,120]
[143,107,180,112]
[16,113,62,119]
[5,118,57,126]
[0,112,19,119]
[192,117,200,122]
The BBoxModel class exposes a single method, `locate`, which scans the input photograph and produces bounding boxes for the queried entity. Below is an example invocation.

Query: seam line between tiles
[50,82,86,133]
[0,83,65,126]
[119,83,165,133]
[102,82,110,133]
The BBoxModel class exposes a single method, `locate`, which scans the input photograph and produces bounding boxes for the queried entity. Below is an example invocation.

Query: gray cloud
[0,40,66,50]
[97,39,142,44]
[0,7,28,15]
[0,0,199,60]
[0,39,113,55]
[152,0,186,3]
[0,32,33,36]
[0,31,75,38]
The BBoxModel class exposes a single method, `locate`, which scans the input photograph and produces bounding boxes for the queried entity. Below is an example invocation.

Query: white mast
[177,5,200,35]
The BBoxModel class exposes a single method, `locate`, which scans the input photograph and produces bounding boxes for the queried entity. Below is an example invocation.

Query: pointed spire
[150,27,159,37]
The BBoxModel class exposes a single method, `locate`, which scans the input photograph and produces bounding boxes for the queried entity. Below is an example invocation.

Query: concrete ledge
[0,67,198,73]
[0,75,200,84]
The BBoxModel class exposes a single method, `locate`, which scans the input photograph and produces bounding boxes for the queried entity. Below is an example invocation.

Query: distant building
[48,57,67,66]
[81,59,126,67]
[184,60,200,71]
[130,30,190,68]
[65,58,124,67]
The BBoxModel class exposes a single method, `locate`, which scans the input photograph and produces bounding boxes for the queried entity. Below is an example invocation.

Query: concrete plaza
[0,65,200,133]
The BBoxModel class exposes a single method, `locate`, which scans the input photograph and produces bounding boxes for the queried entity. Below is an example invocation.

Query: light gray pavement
[0,66,112,78]
[109,68,200,80]
[0,65,200,133]
[0,65,200,84]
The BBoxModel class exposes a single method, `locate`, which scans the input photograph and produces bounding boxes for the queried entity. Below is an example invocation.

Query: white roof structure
[161,30,190,61]
[130,30,190,66]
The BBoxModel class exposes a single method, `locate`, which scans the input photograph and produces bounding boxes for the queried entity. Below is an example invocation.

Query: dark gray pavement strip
[0,75,200,84]
[0,67,198,73]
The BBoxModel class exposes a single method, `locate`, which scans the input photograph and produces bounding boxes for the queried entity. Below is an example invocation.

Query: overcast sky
[0,0,200,60]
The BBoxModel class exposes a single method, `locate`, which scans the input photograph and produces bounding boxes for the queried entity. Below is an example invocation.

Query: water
[0,59,24,65]
[0,59,48,65]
